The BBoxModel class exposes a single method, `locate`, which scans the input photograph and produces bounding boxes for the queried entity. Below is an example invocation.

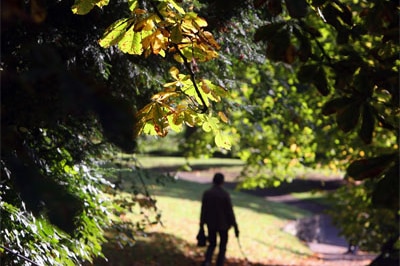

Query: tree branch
[149,0,208,113]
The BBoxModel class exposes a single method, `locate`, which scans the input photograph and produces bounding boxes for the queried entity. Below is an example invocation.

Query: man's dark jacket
[200,185,237,230]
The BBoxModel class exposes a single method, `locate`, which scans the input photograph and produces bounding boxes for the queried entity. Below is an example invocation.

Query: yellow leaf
[218,111,229,123]
[201,81,211,94]
[181,19,195,33]
[134,8,147,14]
[134,18,154,32]
[193,16,208,28]
[173,53,184,63]
[151,91,178,102]
[159,49,166,57]
[169,67,180,80]
[153,104,169,137]
[201,31,220,49]
[290,143,297,152]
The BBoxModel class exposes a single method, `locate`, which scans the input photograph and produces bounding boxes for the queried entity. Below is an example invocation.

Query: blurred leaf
[347,153,397,180]
[334,1,352,26]
[358,104,375,144]
[311,0,327,7]
[336,28,349,44]
[293,27,312,62]
[297,64,318,83]
[300,22,322,38]
[284,0,308,19]
[371,163,399,210]
[321,3,341,29]
[314,66,329,96]
[298,64,329,95]
[215,132,231,150]
[31,0,47,23]
[254,0,267,9]
[321,97,355,116]
[267,0,283,16]
[266,28,291,62]
[218,111,229,123]
[254,22,285,42]
[336,100,361,132]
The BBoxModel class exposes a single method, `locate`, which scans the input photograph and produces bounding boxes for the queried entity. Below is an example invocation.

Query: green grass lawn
[90,155,336,265]
[149,179,313,263]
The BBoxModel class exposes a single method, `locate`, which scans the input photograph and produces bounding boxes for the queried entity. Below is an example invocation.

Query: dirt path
[175,169,377,266]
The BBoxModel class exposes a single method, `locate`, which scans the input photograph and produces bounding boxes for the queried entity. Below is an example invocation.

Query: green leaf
[358,104,375,144]
[347,153,397,180]
[119,27,143,55]
[71,0,109,15]
[284,0,308,18]
[336,101,361,132]
[215,132,231,150]
[202,117,219,132]
[128,0,138,11]
[99,19,132,48]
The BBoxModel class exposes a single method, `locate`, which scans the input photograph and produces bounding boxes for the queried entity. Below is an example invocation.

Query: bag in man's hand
[196,227,207,247]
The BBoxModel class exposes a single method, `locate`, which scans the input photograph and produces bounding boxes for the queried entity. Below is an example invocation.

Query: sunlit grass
[112,177,315,264]
[94,156,342,265]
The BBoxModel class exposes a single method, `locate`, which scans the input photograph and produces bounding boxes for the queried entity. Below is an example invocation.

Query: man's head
[213,173,224,185]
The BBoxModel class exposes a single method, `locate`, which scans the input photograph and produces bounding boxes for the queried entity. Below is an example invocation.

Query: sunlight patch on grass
[139,179,314,264]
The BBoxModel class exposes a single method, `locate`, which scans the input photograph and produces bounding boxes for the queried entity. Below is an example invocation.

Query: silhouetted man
[200,173,239,266]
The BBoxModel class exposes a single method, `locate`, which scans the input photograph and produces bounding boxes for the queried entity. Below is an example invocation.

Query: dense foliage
[1,0,162,264]
[1,0,398,265]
